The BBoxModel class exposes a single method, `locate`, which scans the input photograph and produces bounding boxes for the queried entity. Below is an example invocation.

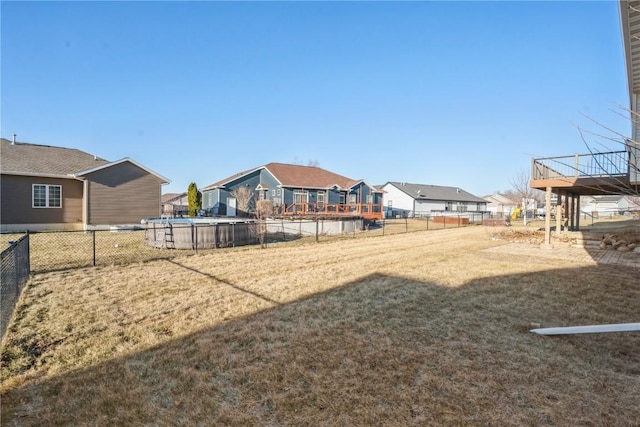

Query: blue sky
[0,1,630,196]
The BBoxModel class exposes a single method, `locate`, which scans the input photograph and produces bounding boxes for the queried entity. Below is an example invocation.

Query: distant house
[483,193,519,218]
[382,182,487,218]
[1,138,170,231]
[201,162,384,220]
[581,195,633,217]
[161,192,189,217]
[484,193,544,219]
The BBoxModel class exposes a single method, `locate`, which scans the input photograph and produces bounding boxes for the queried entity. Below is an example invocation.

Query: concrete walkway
[484,242,640,268]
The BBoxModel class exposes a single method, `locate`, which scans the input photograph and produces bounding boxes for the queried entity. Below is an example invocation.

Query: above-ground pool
[144,217,258,249]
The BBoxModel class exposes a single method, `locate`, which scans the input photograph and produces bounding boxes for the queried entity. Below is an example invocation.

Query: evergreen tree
[188,182,202,216]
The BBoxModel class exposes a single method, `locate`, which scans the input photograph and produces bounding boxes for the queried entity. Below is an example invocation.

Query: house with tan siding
[1,137,170,231]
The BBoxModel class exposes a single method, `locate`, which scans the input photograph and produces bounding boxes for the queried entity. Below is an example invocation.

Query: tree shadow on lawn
[2,266,639,426]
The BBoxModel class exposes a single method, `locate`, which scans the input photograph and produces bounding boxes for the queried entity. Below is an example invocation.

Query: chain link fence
[265,213,481,244]
[23,228,198,273]
[0,213,483,276]
[1,233,30,341]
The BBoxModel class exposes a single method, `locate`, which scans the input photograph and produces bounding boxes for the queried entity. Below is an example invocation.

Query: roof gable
[202,166,263,190]
[75,158,170,184]
[1,138,109,177]
[483,193,518,205]
[386,182,486,203]
[0,139,169,184]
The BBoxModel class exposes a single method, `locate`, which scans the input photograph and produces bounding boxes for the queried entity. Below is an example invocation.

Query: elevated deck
[276,202,384,220]
[530,151,631,195]
[530,150,635,239]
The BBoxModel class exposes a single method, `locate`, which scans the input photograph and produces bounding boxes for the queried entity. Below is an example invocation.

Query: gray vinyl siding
[85,162,163,225]
[202,189,218,214]
[326,189,344,204]
[0,174,83,225]
[348,182,381,203]
[259,169,280,192]
[203,169,281,216]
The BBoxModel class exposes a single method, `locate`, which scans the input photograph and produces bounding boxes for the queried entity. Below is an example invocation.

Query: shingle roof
[1,138,109,177]
[265,162,358,188]
[203,162,372,191]
[1,138,170,184]
[586,195,625,203]
[162,192,187,203]
[387,182,486,203]
[483,193,518,206]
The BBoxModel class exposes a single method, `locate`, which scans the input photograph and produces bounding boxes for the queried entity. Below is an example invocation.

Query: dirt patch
[487,228,578,246]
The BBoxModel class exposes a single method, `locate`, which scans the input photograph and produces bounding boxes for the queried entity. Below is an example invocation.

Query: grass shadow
[1,265,638,426]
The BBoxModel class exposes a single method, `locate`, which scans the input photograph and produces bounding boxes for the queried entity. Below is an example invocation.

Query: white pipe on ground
[531,323,640,335]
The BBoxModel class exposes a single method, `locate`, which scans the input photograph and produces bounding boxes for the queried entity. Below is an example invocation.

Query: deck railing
[278,202,383,219]
[532,151,629,180]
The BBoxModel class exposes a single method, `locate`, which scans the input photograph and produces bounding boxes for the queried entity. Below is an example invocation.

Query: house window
[293,190,308,204]
[445,201,452,211]
[339,193,346,204]
[273,197,281,206]
[366,194,373,204]
[277,189,281,196]
[272,189,276,197]
[317,191,325,205]
[348,194,357,204]
[259,191,265,201]
[457,202,468,212]
[33,184,62,208]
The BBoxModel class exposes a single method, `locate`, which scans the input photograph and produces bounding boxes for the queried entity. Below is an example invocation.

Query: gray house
[581,195,635,217]
[201,162,384,220]
[382,182,487,218]
[1,138,170,231]
[161,192,189,217]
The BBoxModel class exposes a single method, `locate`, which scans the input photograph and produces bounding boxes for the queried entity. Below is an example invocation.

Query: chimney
[11,133,16,145]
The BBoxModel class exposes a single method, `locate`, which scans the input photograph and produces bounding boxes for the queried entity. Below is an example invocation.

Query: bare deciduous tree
[510,169,544,225]
[255,200,273,248]
[571,105,639,196]
[292,157,320,167]
[231,186,254,217]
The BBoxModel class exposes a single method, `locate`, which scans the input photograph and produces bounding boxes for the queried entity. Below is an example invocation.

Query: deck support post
[542,186,552,248]
[575,195,581,231]
[556,191,564,236]
[567,192,577,231]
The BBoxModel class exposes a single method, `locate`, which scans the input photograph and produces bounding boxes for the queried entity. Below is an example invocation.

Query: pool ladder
[163,221,175,249]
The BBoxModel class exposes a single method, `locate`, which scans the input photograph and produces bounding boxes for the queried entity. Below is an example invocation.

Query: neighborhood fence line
[265,214,477,243]
[0,215,480,275]
[1,233,30,342]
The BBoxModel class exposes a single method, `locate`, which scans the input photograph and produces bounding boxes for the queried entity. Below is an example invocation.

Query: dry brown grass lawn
[1,226,639,426]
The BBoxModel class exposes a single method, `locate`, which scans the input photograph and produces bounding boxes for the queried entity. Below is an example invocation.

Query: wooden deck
[530,150,633,237]
[530,151,631,195]
[276,202,384,220]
